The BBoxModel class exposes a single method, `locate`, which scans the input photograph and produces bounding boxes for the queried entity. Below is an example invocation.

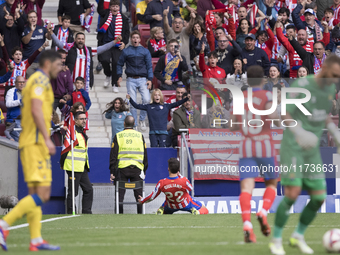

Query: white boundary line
[8,215,81,230]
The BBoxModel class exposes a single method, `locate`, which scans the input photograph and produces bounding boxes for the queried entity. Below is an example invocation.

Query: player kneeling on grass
[230,65,280,243]
[138,158,209,215]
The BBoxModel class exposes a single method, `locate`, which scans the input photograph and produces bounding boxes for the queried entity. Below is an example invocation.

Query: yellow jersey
[136,0,147,25]
[19,70,54,149]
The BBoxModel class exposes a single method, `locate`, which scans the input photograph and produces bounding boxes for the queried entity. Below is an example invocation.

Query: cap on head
[245,33,256,40]
[304,8,316,16]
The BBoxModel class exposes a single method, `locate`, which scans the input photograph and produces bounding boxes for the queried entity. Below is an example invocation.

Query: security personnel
[60,111,93,214]
[110,115,148,214]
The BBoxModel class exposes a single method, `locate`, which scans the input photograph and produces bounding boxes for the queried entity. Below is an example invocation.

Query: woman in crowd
[263,65,289,91]
[104,97,131,143]
[226,58,248,90]
[236,19,253,49]
[190,20,209,60]
[297,66,309,78]
[127,89,188,147]
[147,27,167,58]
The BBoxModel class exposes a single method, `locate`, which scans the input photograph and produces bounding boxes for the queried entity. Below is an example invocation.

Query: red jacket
[199,53,226,82]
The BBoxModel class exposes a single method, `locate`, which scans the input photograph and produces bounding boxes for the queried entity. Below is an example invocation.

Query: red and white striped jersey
[7,60,30,86]
[140,176,194,210]
[234,88,275,158]
[55,27,70,51]
[333,4,340,21]
[72,47,97,82]
[286,0,297,19]
[271,36,282,60]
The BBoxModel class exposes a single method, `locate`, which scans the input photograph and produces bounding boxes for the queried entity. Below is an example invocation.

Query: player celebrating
[0,50,62,251]
[138,158,209,215]
[230,65,280,243]
[269,55,340,255]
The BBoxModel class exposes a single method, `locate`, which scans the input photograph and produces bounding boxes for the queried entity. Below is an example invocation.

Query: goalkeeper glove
[289,122,318,150]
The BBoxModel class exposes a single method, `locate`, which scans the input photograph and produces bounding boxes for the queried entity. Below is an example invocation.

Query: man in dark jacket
[117,30,153,131]
[97,0,129,93]
[289,37,327,75]
[154,39,188,90]
[143,0,180,29]
[214,34,242,75]
[241,34,270,76]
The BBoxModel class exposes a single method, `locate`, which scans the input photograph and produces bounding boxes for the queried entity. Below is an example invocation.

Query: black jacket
[109,128,148,175]
[154,54,188,83]
[66,45,94,87]
[289,37,316,74]
[97,1,130,46]
[143,0,180,29]
[241,47,270,76]
[0,16,25,58]
[57,0,91,25]
[214,40,242,75]
[51,25,74,50]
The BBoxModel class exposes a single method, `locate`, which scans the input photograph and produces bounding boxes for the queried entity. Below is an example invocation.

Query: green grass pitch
[2,213,339,254]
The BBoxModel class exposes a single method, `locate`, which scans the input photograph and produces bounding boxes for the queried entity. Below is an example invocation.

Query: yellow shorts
[20,144,52,187]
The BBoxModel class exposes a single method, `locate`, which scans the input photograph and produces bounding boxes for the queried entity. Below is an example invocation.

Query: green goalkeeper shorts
[280,145,327,191]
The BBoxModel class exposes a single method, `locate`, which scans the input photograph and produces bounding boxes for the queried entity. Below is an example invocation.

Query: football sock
[3,194,42,226]
[295,194,325,236]
[198,207,209,214]
[262,187,276,212]
[273,196,295,238]
[239,192,252,224]
[27,206,42,240]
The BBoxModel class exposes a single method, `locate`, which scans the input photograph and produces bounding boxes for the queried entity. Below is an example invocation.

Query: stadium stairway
[43,0,150,148]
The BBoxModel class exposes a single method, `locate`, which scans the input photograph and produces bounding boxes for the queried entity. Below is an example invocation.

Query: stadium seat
[0,87,5,101]
[151,58,161,89]
[130,2,137,28]
[0,123,5,136]
[115,180,145,214]
[138,24,150,48]
[162,91,176,102]
[0,101,7,113]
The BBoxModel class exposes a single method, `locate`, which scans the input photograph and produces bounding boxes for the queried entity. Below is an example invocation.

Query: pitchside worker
[109,115,148,214]
[0,50,62,251]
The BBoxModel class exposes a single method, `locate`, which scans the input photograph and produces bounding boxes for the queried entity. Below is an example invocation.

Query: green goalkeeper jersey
[281,75,335,149]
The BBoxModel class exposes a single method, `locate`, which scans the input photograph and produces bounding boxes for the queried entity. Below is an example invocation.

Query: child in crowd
[127,89,188,147]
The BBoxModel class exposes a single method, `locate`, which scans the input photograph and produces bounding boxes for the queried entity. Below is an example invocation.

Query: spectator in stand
[104,97,132,143]
[297,65,309,78]
[22,10,51,78]
[323,8,336,31]
[263,65,289,91]
[250,18,275,62]
[197,0,213,20]
[0,0,15,21]
[236,19,253,49]
[236,6,248,29]
[57,0,91,33]
[51,49,73,111]
[11,0,45,26]
[241,33,270,76]
[163,7,195,70]
[136,0,152,25]
[127,89,188,147]
[214,34,242,75]
[143,0,180,30]
[154,39,188,90]
[190,20,209,60]
[117,30,153,131]
[288,37,327,75]
[277,7,293,33]
[5,75,25,142]
[147,27,167,58]
[272,84,282,120]
[226,58,248,90]
[52,15,74,51]
[0,4,25,58]
[276,22,314,79]
[50,31,122,91]
[97,0,129,93]
[1,35,49,86]
[172,93,201,146]
[202,93,230,129]
[292,0,325,45]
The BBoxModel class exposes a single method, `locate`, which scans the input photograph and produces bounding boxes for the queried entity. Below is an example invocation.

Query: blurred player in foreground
[269,55,340,255]
[230,65,280,243]
[138,158,209,215]
[0,50,62,251]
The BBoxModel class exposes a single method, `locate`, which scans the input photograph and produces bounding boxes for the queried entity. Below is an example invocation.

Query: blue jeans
[126,77,150,127]
[149,134,167,147]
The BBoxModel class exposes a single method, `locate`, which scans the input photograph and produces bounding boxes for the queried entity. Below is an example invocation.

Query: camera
[174,45,179,53]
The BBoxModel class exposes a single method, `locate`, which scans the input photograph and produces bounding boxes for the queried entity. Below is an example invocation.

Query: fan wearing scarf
[97,0,130,93]
[288,34,327,75]
[154,39,188,90]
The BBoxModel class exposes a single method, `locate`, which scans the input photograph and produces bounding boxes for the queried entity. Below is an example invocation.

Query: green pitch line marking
[8,215,81,230]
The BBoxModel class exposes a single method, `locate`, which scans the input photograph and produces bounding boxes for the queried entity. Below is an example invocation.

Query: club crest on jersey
[77,94,81,98]
[160,106,163,109]
[39,29,43,33]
